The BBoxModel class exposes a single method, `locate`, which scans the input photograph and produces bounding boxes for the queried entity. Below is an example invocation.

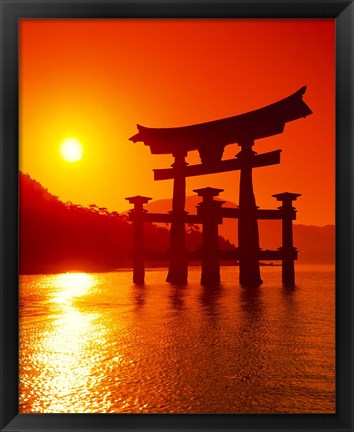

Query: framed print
[0,1,353,431]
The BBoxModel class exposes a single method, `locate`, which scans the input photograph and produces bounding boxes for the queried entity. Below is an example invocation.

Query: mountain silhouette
[19,173,233,274]
[140,197,334,264]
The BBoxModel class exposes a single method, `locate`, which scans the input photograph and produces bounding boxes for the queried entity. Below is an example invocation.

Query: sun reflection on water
[20,272,118,413]
[51,273,95,306]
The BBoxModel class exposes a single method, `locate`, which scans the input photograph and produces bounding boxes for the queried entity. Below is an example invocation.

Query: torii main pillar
[166,150,188,285]
[237,139,263,287]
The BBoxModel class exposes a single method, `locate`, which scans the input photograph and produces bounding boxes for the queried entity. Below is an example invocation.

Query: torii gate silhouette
[129,86,312,287]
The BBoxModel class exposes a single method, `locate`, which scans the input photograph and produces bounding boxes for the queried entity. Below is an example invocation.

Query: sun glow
[51,273,95,305]
[60,138,83,163]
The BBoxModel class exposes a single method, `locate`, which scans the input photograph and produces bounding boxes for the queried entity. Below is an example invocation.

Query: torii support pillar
[166,151,188,285]
[273,192,301,287]
[125,195,152,285]
[237,140,263,287]
[194,187,225,286]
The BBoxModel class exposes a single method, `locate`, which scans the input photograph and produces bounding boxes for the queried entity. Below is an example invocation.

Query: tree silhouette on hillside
[19,173,234,274]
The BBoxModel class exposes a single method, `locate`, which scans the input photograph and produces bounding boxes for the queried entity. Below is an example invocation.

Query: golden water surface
[19,265,335,413]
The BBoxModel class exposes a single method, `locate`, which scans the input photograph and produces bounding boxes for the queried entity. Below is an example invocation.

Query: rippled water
[19,265,335,413]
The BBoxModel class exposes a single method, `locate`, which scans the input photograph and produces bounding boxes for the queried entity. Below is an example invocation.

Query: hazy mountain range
[141,196,335,264]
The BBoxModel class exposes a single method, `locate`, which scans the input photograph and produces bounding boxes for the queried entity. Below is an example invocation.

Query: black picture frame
[0,1,353,431]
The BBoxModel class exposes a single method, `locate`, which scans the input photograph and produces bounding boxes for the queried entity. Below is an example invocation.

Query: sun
[60,138,83,163]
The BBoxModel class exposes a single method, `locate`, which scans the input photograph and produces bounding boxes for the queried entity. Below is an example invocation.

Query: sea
[19,265,335,413]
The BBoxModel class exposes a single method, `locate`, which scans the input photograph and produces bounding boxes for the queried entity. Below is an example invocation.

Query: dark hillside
[19,173,233,274]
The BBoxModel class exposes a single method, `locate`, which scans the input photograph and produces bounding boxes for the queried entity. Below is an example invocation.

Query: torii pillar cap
[125,195,152,205]
[272,192,302,201]
[193,187,224,198]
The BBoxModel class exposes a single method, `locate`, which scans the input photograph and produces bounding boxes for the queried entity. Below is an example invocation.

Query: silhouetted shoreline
[19,173,233,275]
[19,172,334,275]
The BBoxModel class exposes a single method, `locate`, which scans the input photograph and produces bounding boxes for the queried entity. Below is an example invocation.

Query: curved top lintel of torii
[129,86,312,164]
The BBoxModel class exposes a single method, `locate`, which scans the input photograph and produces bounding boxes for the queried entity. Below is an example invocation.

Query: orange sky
[19,19,335,226]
